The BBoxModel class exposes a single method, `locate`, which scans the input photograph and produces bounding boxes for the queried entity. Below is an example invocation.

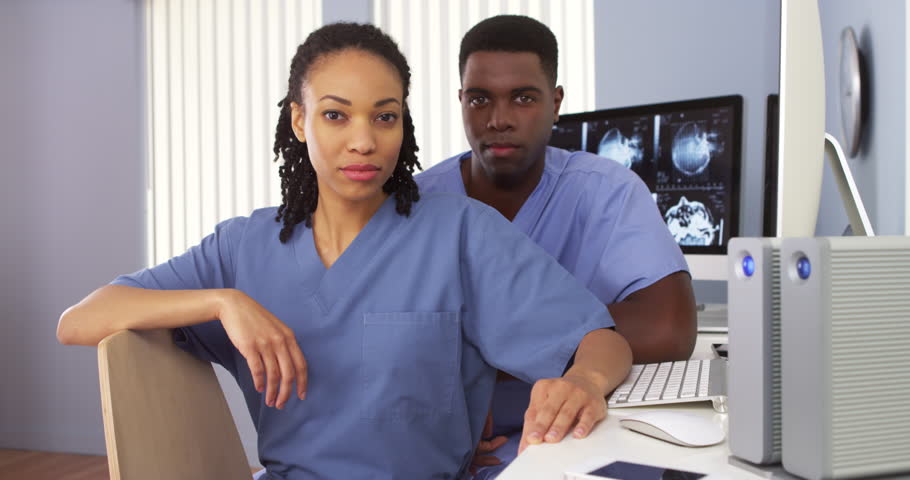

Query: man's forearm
[608,271,697,364]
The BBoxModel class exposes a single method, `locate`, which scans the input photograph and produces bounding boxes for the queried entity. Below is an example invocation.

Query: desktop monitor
[771,0,826,239]
[549,95,743,281]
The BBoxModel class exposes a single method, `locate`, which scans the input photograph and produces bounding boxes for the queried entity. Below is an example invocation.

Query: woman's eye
[376,112,399,123]
[323,111,344,121]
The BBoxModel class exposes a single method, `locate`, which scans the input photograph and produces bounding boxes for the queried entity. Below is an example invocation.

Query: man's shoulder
[552,147,639,179]
[548,147,645,195]
[413,191,497,220]
[415,152,467,194]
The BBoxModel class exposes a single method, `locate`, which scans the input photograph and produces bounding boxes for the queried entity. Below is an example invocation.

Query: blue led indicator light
[797,256,811,280]
[742,255,755,277]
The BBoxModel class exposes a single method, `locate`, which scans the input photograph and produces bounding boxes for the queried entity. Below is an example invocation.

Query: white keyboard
[607,359,727,412]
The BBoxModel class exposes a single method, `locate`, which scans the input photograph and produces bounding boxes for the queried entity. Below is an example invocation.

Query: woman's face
[290,49,404,208]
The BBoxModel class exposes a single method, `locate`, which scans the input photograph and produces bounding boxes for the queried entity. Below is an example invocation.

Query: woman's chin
[334,186,389,206]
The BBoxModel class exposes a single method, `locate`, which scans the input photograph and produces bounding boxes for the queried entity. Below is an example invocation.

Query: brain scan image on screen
[597,128,644,168]
[664,195,722,246]
[550,97,741,255]
[671,122,722,176]
[583,116,656,191]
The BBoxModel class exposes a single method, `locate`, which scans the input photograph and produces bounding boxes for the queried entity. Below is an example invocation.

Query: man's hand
[469,411,508,475]
[518,373,608,455]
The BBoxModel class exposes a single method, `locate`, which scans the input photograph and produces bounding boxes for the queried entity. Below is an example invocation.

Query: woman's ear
[290,102,306,143]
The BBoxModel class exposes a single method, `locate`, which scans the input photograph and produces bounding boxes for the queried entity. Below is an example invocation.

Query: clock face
[839,27,863,158]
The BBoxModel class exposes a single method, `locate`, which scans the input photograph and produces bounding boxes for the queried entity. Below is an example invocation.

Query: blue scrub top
[112,193,613,480]
[416,146,688,436]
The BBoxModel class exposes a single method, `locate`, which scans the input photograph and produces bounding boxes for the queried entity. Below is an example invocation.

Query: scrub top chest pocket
[361,311,461,420]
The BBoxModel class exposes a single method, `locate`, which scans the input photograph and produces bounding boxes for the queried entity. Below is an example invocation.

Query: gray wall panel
[0,0,145,454]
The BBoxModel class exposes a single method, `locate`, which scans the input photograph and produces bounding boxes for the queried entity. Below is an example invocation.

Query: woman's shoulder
[207,207,281,244]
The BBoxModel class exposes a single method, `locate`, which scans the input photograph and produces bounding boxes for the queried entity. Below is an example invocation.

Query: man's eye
[469,97,488,106]
[516,95,535,104]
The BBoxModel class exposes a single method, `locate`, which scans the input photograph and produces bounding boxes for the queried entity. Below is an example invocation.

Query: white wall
[0,0,145,454]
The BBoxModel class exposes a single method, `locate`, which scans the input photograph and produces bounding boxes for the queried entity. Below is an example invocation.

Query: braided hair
[273,23,421,243]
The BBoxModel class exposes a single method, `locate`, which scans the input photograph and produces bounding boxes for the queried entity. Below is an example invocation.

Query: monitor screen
[550,95,743,255]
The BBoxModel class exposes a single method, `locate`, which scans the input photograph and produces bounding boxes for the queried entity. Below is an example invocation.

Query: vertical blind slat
[145,0,156,266]
[153,0,171,262]
[170,0,186,255]
[183,0,201,249]
[447,1,465,158]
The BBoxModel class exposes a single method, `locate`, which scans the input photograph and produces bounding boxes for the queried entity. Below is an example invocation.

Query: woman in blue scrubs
[57,23,632,480]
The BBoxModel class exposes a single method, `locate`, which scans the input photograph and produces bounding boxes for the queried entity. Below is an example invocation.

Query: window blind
[145,0,321,265]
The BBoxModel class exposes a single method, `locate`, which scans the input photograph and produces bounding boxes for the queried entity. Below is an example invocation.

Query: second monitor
[549,95,743,279]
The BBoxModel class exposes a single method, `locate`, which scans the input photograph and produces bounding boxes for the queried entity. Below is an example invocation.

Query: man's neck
[460,152,545,222]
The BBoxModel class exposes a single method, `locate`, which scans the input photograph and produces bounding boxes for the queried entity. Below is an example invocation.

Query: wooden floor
[0,449,110,480]
[0,449,262,479]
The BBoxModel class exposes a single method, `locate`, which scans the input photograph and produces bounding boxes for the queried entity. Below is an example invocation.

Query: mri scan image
[657,110,729,185]
[597,128,644,169]
[585,116,656,191]
[671,122,721,176]
[664,195,723,246]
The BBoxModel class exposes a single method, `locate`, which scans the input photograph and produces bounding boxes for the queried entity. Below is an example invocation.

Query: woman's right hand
[216,289,308,410]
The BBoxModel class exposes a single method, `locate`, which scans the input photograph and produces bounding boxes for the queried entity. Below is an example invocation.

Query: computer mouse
[619,411,725,447]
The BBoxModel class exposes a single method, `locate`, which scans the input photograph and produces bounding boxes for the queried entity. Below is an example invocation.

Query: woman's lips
[341,164,380,181]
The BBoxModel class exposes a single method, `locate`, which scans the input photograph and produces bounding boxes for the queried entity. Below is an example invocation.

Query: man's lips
[485,143,520,156]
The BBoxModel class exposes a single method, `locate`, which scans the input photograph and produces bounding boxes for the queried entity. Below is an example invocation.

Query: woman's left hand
[518,372,608,455]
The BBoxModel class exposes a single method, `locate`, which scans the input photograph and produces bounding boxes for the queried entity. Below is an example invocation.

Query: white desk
[497,402,762,479]
[499,333,762,479]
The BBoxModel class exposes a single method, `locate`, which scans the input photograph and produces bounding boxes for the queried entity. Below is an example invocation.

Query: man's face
[459,51,563,184]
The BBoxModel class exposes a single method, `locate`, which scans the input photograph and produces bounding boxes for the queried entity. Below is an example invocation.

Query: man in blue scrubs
[416,15,698,477]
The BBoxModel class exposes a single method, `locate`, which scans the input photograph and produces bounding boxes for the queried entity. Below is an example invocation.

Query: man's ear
[290,102,306,143]
[458,89,464,104]
[553,86,565,123]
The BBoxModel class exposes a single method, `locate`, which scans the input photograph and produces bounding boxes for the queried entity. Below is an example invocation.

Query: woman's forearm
[57,284,229,346]
[564,328,633,395]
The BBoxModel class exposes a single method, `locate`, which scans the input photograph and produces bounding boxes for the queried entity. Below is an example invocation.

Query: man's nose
[486,103,515,132]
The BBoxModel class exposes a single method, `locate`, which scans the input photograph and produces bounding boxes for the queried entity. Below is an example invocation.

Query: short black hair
[272,23,421,243]
[459,15,558,86]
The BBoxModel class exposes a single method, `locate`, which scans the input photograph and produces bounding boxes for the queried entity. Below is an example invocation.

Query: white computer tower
[781,236,910,480]
[726,237,783,465]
